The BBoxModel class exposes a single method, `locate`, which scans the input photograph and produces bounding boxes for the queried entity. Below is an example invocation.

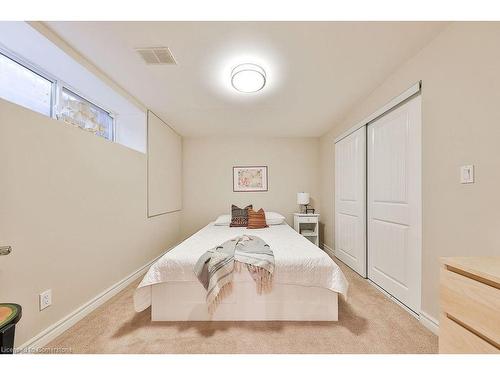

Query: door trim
[335,81,421,144]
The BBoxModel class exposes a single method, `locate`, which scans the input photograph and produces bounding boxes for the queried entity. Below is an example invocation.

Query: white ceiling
[45,22,447,137]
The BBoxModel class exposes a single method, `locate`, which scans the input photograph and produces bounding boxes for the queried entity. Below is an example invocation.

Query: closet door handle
[0,246,12,256]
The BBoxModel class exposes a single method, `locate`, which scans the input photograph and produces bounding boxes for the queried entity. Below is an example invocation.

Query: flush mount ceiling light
[231,63,266,93]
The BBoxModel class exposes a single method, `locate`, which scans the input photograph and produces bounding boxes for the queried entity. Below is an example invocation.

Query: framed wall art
[233,166,268,192]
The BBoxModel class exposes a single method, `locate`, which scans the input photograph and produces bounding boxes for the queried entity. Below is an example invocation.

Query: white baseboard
[322,243,335,259]
[369,280,439,335]
[419,311,439,335]
[322,243,440,336]
[366,279,420,319]
[17,245,177,353]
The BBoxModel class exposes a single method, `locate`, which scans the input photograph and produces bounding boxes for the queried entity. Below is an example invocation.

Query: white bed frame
[151,270,339,321]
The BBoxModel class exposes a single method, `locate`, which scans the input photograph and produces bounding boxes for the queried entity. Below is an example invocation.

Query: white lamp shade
[297,192,310,205]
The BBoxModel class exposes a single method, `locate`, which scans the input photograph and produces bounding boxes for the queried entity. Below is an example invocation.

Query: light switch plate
[460,165,474,184]
[39,289,52,311]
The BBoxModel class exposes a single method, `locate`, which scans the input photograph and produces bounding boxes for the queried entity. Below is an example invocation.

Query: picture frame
[233,166,268,192]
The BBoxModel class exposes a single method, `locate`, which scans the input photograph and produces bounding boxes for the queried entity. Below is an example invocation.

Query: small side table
[293,213,320,247]
[0,303,22,354]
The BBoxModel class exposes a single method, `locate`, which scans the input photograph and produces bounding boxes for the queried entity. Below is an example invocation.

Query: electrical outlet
[39,289,52,311]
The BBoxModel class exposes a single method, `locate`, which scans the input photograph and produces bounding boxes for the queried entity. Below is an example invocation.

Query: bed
[134,222,348,321]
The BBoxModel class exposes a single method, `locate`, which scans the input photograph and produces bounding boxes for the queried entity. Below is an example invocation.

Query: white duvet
[134,223,348,312]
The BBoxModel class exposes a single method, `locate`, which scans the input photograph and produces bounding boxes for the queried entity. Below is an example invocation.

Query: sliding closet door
[367,96,421,313]
[334,126,366,277]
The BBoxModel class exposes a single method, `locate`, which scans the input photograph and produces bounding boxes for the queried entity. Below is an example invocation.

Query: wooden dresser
[439,257,500,354]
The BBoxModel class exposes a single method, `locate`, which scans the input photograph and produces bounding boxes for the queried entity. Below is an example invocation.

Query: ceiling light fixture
[231,63,266,93]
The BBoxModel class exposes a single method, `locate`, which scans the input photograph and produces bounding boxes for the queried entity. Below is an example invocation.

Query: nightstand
[293,213,320,246]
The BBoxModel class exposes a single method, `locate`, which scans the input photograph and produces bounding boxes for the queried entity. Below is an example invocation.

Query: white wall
[319,22,500,321]
[147,111,182,216]
[0,99,181,346]
[115,112,147,153]
[181,136,320,239]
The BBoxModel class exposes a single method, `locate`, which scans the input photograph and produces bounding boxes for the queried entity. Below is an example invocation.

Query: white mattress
[134,223,348,312]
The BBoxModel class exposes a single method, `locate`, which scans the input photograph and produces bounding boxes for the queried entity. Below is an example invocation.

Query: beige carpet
[45,260,437,354]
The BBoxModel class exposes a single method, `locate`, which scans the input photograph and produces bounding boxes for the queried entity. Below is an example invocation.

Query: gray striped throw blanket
[194,235,275,313]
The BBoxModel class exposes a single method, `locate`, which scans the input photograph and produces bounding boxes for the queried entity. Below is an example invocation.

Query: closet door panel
[334,126,366,277]
[367,96,421,313]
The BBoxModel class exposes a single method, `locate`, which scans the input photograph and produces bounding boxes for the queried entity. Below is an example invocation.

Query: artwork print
[233,166,268,192]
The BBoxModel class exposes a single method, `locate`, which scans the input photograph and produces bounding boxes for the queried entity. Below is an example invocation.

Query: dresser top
[441,256,500,286]
[293,213,320,217]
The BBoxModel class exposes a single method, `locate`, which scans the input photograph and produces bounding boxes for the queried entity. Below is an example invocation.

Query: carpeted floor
[45,260,437,354]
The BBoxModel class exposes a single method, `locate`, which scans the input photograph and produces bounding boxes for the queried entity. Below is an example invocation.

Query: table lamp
[297,192,310,214]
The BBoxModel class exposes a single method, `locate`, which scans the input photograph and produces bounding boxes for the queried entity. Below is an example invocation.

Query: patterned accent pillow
[247,208,268,229]
[230,204,252,227]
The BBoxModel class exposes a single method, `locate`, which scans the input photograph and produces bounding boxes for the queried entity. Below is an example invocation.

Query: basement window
[59,87,115,141]
[0,51,54,117]
[0,47,115,142]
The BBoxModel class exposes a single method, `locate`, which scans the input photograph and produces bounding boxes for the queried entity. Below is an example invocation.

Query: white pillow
[214,214,231,226]
[265,211,286,225]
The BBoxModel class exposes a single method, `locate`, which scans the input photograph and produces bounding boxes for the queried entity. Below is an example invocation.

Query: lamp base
[299,204,315,214]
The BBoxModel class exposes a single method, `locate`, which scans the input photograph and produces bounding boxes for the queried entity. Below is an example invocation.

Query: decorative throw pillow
[230,204,252,227]
[247,208,268,229]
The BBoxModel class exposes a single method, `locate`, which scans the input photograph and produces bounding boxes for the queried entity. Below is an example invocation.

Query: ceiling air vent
[135,47,177,65]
